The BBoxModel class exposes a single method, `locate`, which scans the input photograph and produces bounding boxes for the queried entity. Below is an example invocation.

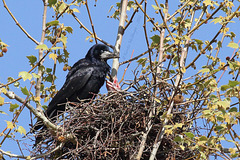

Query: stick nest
[31,83,195,159]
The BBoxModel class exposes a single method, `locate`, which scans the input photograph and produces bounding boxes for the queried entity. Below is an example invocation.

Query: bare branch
[85,0,98,44]
[2,0,39,45]
[35,0,48,113]
[111,0,128,78]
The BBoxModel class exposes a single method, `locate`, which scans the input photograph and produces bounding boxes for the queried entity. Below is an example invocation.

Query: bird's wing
[46,64,94,117]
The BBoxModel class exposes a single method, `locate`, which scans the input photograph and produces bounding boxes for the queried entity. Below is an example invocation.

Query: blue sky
[0,1,239,159]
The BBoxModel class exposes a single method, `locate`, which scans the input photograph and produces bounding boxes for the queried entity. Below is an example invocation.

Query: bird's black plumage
[32,44,117,131]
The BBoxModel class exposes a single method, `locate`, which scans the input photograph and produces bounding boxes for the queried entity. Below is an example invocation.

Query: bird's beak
[101,51,119,60]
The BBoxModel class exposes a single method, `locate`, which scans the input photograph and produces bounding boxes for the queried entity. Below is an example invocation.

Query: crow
[32,44,118,131]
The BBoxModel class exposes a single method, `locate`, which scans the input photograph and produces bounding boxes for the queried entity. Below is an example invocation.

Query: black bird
[32,44,118,131]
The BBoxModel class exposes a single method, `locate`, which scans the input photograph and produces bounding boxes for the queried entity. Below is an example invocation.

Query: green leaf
[46,20,59,26]
[19,71,32,81]
[229,107,237,112]
[215,125,224,131]
[221,85,230,91]
[26,55,37,65]
[51,47,62,50]
[0,110,7,115]
[45,75,53,82]
[9,103,19,112]
[0,96,5,106]
[199,136,207,141]
[21,86,29,96]
[17,126,26,135]
[227,42,239,49]
[64,26,73,34]
[228,80,239,87]
[198,68,210,73]
[36,44,48,50]
[150,35,160,46]
[184,132,194,138]
[174,136,182,142]
[48,0,57,7]
[46,68,52,73]
[152,5,160,10]
[137,57,147,67]
[59,3,67,13]
[194,39,203,45]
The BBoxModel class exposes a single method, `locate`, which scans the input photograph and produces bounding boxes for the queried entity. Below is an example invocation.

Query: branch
[0,31,62,89]
[3,90,59,131]
[35,0,48,112]
[85,0,98,44]
[111,0,128,78]
[0,143,63,160]
[119,48,151,65]
[186,4,240,69]
[71,12,114,49]
[135,0,162,32]
[2,0,39,45]
[124,0,144,30]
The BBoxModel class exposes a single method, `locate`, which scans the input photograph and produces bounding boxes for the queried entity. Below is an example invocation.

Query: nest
[31,83,196,159]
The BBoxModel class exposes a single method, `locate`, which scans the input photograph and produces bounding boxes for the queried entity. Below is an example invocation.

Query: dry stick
[111,0,128,78]
[71,12,114,49]
[85,0,98,44]
[2,0,39,45]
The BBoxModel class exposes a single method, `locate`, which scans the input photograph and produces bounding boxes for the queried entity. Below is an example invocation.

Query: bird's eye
[100,50,104,53]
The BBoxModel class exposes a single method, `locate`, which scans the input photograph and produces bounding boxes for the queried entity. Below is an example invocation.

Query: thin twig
[71,12,114,49]
[2,0,39,45]
[135,0,162,32]
[119,49,134,84]
[85,0,98,44]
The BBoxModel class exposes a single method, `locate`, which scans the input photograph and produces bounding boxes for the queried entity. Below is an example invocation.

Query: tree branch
[85,0,98,44]
[35,0,48,112]
[111,0,128,78]
[2,0,39,45]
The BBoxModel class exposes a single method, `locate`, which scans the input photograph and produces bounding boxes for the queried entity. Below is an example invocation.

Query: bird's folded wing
[46,66,94,115]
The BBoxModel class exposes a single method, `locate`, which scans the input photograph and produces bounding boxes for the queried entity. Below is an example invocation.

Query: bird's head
[85,44,119,62]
